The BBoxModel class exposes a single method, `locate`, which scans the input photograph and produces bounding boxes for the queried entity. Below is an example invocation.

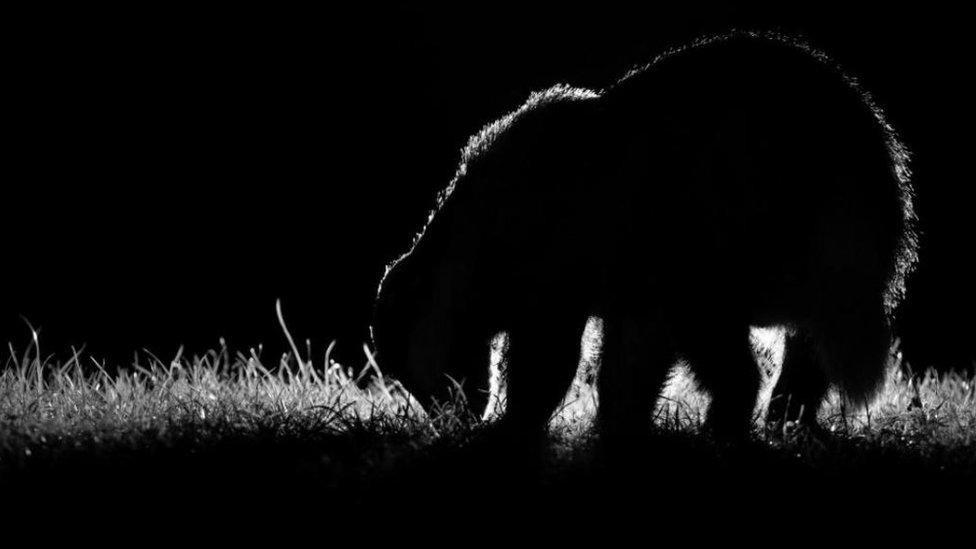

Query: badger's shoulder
[374,85,600,304]
[443,84,600,207]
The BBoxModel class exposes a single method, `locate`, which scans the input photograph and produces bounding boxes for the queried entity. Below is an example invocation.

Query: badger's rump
[597,33,914,316]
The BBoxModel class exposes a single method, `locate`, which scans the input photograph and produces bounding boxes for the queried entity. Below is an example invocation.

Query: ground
[1,325,973,530]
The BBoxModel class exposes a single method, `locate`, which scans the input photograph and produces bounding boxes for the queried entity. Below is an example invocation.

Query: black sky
[4,5,974,371]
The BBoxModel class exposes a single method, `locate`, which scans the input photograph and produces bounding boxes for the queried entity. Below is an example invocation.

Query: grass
[1,320,973,526]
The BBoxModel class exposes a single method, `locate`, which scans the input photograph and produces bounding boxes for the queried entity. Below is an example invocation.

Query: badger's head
[369,251,434,404]
[371,242,488,413]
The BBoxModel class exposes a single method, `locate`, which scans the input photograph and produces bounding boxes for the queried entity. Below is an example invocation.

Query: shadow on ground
[3,424,972,533]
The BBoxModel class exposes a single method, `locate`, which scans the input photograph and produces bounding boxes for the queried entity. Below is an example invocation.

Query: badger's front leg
[682,320,762,440]
[596,313,674,445]
[499,308,587,439]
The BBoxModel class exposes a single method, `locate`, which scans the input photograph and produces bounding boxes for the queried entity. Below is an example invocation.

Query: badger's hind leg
[767,332,830,430]
[812,298,893,411]
[682,320,762,440]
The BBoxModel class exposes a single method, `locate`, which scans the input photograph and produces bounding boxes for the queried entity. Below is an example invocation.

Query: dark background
[4,5,974,372]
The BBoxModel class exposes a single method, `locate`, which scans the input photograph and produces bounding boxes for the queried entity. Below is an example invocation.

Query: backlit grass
[0,319,973,521]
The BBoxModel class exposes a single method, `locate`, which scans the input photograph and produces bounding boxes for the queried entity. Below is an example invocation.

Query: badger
[371,32,917,439]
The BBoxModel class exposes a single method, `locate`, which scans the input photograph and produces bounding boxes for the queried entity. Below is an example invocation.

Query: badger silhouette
[371,32,917,439]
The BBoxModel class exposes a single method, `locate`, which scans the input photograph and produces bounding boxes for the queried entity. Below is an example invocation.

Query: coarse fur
[370,31,918,439]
